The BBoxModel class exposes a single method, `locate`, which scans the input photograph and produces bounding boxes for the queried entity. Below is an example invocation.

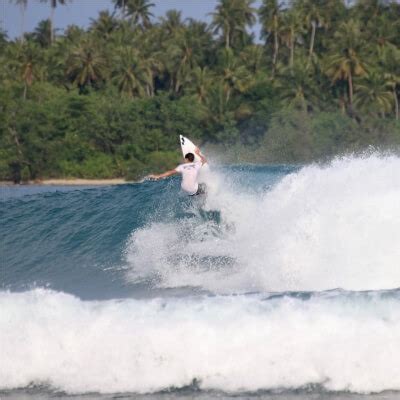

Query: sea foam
[126,154,400,293]
[1,289,399,394]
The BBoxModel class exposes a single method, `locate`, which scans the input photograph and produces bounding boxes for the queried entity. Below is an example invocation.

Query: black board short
[190,183,207,196]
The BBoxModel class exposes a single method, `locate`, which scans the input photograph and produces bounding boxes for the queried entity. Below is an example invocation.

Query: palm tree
[295,0,325,65]
[113,0,127,18]
[259,0,282,71]
[185,19,214,64]
[279,9,304,69]
[218,48,253,102]
[381,46,400,120]
[125,0,154,29]
[204,81,233,127]
[315,0,346,42]
[90,11,118,40]
[210,0,256,50]
[157,19,214,94]
[11,0,27,43]
[112,47,153,98]
[278,61,321,111]
[106,20,136,47]
[234,0,257,47]
[326,50,367,110]
[13,42,43,99]
[66,40,108,90]
[0,29,7,50]
[354,71,394,117]
[210,0,233,49]
[355,0,384,23]
[240,44,265,74]
[39,0,69,44]
[62,25,85,46]
[31,19,52,48]
[162,33,195,94]
[187,66,214,104]
[386,73,400,120]
[159,10,184,36]
[325,20,368,109]
[365,14,399,58]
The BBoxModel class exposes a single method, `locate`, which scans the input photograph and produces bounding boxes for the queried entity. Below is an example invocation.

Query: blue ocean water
[1,156,400,399]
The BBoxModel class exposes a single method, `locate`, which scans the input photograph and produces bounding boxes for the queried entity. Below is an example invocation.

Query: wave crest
[126,155,400,292]
[1,289,399,394]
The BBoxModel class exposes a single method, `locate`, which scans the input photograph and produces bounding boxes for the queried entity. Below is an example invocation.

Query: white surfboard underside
[180,135,199,160]
[179,135,210,178]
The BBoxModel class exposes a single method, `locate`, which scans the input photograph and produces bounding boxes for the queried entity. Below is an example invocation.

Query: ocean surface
[1,154,400,400]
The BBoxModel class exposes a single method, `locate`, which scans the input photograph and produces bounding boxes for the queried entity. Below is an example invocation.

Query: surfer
[148,147,207,196]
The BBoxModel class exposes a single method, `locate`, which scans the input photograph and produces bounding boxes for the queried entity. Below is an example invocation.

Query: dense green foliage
[1,0,400,182]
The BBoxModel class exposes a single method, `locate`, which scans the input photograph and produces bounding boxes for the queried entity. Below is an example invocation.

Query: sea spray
[126,154,400,292]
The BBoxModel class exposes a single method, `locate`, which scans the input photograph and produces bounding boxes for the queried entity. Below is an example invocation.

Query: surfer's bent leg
[190,183,207,196]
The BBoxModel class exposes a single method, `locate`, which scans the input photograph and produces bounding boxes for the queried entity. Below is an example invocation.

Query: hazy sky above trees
[2,0,263,40]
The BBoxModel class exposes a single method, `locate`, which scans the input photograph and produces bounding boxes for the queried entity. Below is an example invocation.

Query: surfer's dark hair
[185,153,195,162]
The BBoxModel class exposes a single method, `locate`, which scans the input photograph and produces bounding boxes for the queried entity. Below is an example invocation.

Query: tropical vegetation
[1,0,399,182]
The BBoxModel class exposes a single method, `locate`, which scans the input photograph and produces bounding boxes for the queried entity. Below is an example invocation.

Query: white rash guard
[175,161,202,195]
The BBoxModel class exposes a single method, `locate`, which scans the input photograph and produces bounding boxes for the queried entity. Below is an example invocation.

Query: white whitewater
[1,289,399,394]
[126,154,400,293]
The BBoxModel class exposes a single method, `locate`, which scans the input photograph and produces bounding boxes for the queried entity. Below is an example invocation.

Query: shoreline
[0,178,128,186]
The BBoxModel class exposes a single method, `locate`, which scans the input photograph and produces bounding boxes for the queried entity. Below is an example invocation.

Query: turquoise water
[1,157,400,398]
[0,165,293,299]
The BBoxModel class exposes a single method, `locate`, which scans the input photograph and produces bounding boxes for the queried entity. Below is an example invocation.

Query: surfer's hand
[194,146,207,165]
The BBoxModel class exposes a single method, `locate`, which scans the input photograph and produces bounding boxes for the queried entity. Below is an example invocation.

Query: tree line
[1,0,399,182]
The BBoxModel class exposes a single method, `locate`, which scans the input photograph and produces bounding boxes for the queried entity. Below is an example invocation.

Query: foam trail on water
[1,289,400,394]
[125,154,400,292]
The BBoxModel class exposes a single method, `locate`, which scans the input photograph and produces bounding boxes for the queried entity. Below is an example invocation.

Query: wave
[1,288,399,394]
[2,154,399,297]
[125,154,400,293]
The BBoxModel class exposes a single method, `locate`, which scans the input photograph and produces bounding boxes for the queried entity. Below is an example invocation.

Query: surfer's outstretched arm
[195,147,207,165]
[148,170,178,180]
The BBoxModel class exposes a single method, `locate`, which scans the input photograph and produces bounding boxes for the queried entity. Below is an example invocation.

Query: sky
[1,0,263,40]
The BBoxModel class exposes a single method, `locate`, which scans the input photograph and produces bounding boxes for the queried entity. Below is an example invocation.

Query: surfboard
[179,135,209,179]
[180,135,202,162]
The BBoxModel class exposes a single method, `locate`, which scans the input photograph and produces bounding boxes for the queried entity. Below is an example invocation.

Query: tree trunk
[308,20,316,65]
[225,26,230,49]
[394,89,399,120]
[9,127,24,158]
[20,4,26,43]
[147,84,154,97]
[23,83,27,100]
[8,125,26,183]
[10,162,22,184]
[50,5,55,44]
[348,70,353,109]
[226,86,231,103]
[273,27,279,68]
[339,96,346,114]
[290,29,294,69]
[272,15,279,66]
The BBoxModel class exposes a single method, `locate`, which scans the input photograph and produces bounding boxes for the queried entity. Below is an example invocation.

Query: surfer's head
[184,153,195,163]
